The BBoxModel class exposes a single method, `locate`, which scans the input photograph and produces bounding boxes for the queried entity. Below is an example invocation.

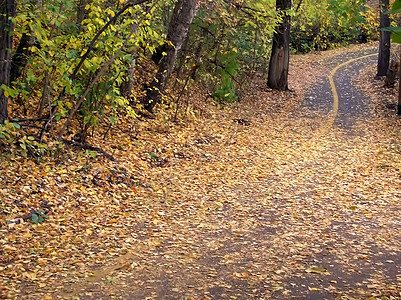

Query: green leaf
[12,122,21,129]
[381,26,401,32]
[88,151,97,159]
[245,21,257,28]
[31,213,39,224]
[381,27,401,43]
[389,8,401,14]
[148,153,157,161]
[393,30,401,44]
[0,134,5,139]
[391,0,401,13]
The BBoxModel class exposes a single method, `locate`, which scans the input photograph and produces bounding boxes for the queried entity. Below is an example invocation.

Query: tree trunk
[120,54,136,99]
[10,0,41,83]
[142,0,198,112]
[10,33,32,83]
[0,0,16,124]
[77,0,90,32]
[267,0,291,91]
[397,51,401,116]
[376,0,390,78]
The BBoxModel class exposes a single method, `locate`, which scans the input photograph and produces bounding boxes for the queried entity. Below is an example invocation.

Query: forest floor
[1,42,401,299]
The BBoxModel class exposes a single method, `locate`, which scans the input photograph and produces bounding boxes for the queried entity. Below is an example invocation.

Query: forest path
[271,49,401,299]
[4,45,399,300]
[57,48,401,300]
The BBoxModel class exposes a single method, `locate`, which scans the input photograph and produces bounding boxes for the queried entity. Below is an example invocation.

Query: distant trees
[267,0,292,91]
[291,0,377,53]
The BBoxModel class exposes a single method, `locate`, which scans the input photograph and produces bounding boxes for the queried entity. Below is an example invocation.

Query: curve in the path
[303,48,378,133]
[329,53,377,128]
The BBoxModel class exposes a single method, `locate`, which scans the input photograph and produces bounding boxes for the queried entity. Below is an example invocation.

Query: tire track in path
[275,48,401,299]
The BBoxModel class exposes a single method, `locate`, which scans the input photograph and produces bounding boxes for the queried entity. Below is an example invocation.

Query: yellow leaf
[4,245,17,252]
[305,266,329,274]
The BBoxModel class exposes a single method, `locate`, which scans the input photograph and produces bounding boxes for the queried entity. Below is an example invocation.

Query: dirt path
[52,48,401,300]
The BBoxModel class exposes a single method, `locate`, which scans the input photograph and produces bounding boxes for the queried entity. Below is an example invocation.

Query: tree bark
[10,33,32,83]
[77,0,90,32]
[376,0,390,78]
[120,54,136,98]
[0,0,16,124]
[267,0,291,91]
[10,0,41,83]
[397,50,401,116]
[142,0,198,112]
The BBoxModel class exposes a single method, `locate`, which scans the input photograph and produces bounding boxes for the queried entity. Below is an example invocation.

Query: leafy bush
[291,0,379,53]
[213,51,239,103]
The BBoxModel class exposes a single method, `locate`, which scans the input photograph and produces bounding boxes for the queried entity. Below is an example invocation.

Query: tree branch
[296,0,303,12]
[70,0,151,82]
[58,3,157,138]
[56,0,152,104]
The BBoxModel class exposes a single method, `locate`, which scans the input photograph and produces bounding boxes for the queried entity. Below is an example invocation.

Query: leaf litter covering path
[63,47,399,298]
[1,43,400,299]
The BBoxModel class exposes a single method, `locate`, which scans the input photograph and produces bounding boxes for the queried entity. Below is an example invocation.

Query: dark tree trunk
[0,0,16,124]
[10,33,32,83]
[267,0,291,91]
[10,0,41,83]
[174,31,191,87]
[142,0,198,112]
[77,0,90,32]
[398,52,401,115]
[377,0,390,78]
